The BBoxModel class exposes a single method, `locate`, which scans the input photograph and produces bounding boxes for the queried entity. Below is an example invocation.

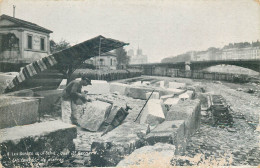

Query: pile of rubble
[59,79,201,167]
[0,77,201,167]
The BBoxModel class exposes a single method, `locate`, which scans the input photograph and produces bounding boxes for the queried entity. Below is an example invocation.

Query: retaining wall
[71,69,142,82]
[141,67,251,83]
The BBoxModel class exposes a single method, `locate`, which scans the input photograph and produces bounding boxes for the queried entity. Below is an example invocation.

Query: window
[27,35,32,49]
[40,38,45,51]
[99,59,104,65]
[110,59,113,66]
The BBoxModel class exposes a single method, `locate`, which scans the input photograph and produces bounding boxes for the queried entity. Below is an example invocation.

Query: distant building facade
[191,47,260,61]
[221,47,260,60]
[88,52,117,70]
[129,48,148,64]
[0,14,52,63]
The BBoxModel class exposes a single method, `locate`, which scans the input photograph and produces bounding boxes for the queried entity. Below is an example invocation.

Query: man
[61,77,92,124]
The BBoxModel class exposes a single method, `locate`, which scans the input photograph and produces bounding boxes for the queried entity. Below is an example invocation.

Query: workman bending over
[61,77,92,124]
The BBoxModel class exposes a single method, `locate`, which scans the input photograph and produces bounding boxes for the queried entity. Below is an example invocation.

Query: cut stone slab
[160,81,165,88]
[57,79,67,90]
[164,98,181,106]
[82,80,110,94]
[35,89,62,116]
[142,81,150,86]
[179,90,194,100]
[0,120,76,167]
[160,94,174,101]
[0,73,16,94]
[132,81,142,86]
[125,86,154,99]
[61,99,72,124]
[74,100,112,131]
[109,82,128,95]
[91,121,150,167]
[145,92,160,99]
[140,99,166,126]
[168,82,186,89]
[166,88,186,95]
[166,99,201,137]
[105,105,122,124]
[163,98,181,111]
[6,89,34,97]
[0,96,39,129]
[117,143,175,167]
[145,120,186,154]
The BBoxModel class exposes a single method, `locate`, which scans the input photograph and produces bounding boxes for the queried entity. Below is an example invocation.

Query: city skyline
[1,0,259,63]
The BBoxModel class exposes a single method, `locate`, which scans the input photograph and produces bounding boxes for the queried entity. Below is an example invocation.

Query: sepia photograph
[0,0,259,167]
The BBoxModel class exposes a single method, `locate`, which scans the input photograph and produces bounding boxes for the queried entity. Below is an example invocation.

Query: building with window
[88,52,117,70]
[0,14,52,63]
[222,47,260,60]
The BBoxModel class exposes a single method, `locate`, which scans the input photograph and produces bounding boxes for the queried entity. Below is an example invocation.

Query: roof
[0,14,53,33]
[100,51,117,57]
[5,35,129,92]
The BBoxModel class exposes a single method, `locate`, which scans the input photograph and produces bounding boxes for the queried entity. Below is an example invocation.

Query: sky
[0,0,259,63]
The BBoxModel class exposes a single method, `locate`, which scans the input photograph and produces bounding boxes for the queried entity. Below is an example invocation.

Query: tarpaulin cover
[5,35,128,92]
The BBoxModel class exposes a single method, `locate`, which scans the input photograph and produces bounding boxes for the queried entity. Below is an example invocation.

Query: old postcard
[0,0,259,167]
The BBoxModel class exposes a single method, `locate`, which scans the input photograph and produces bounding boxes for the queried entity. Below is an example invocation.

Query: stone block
[145,92,159,99]
[132,81,142,86]
[145,120,186,154]
[109,82,128,95]
[0,73,15,94]
[91,121,150,167]
[160,81,165,88]
[74,100,112,131]
[35,89,63,116]
[140,99,166,126]
[0,96,39,129]
[168,82,186,89]
[125,86,154,99]
[142,81,150,86]
[57,79,67,90]
[163,98,181,111]
[6,89,34,97]
[166,88,186,95]
[160,94,174,101]
[164,98,181,106]
[61,100,72,124]
[179,90,194,100]
[117,143,175,167]
[105,105,121,124]
[0,120,77,167]
[82,80,110,94]
[166,99,201,137]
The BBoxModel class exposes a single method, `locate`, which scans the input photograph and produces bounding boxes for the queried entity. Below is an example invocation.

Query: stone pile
[57,78,201,167]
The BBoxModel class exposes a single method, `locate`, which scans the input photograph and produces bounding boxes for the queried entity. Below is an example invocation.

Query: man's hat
[81,76,92,85]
